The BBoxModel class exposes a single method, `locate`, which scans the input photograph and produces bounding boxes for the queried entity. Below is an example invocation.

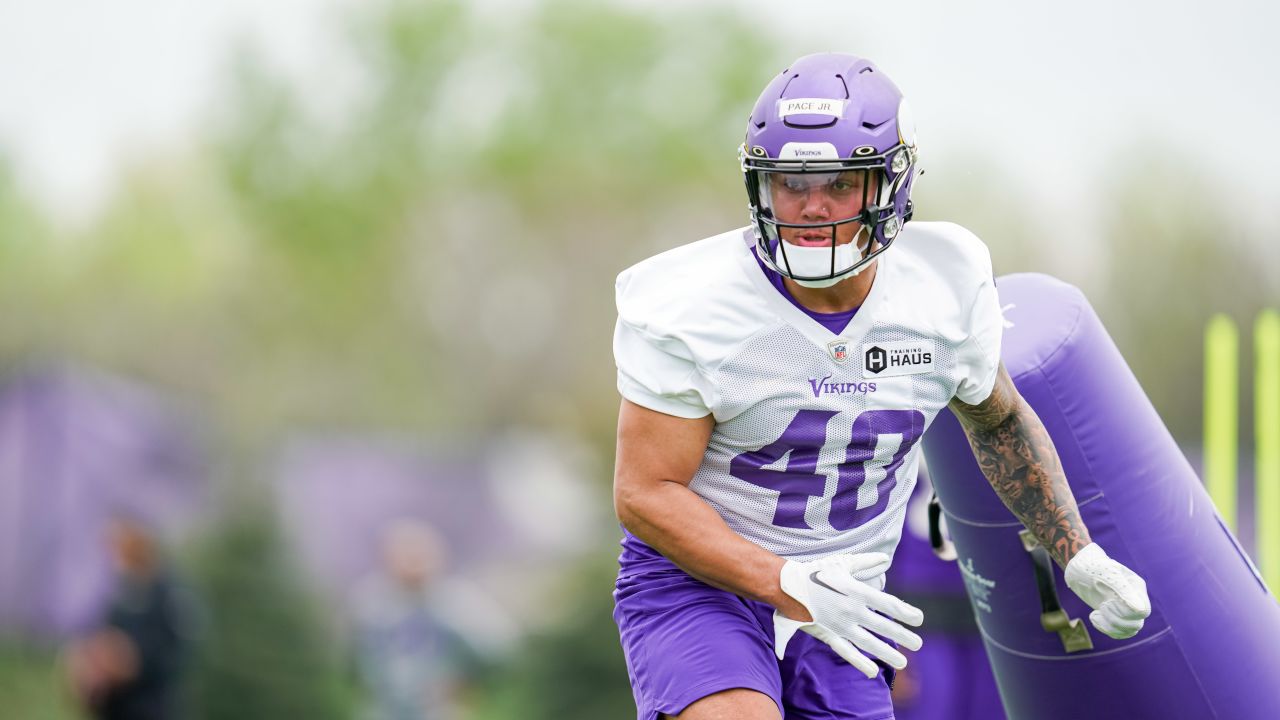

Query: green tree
[188,493,352,720]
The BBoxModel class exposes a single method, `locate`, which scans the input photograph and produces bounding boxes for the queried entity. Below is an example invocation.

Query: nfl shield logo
[828,339,849,364]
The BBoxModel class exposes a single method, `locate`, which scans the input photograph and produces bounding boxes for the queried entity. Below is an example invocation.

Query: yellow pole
[1204,315,1238,531]
[1255,310,1280,595]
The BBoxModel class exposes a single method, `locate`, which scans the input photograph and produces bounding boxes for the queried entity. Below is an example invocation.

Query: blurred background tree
[1099,150,1272,443]
[188,490,353,720]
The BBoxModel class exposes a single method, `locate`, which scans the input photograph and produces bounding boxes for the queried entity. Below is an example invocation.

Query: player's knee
[664,687,781,720]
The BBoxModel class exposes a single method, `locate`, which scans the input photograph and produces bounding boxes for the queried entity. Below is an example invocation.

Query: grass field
[0,646,79,720]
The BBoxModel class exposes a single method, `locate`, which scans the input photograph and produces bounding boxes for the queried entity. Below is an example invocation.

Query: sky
[0,0,354,219]
[1,0,1277,236]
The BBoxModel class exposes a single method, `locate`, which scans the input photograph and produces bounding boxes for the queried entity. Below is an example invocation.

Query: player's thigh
[662,687,782,720]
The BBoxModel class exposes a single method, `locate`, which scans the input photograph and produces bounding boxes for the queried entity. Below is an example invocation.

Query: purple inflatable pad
[922,273,1280,720]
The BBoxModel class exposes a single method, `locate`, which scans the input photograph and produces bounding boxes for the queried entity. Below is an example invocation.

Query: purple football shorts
[613,532,896,720]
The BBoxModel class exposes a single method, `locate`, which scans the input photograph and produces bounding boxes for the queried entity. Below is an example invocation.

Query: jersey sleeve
[613,318,714,418]
[953,259,1004,405]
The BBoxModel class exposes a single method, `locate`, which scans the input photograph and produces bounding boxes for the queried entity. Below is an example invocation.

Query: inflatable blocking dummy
[889,466,1006,720]
[921,273,1280,720]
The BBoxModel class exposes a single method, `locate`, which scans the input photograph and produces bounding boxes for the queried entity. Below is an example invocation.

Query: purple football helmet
[741,53,919,284]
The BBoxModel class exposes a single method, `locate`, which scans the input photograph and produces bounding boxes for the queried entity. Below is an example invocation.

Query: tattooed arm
[948,362,1090,568]
[949,361,1152,638]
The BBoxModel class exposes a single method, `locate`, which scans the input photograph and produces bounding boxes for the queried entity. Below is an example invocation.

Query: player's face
[763,170,877,247]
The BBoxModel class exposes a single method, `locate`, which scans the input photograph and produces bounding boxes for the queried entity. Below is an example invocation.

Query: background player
[612,53,1151,720]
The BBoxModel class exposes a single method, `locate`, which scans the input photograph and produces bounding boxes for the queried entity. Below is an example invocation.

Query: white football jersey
[614,222,1003,561]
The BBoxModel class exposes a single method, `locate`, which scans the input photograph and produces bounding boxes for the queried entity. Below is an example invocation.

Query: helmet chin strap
[778,225,875,288]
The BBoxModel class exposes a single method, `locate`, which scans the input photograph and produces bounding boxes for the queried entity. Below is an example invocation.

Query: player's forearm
[956,397,1091,568]
[616,479,807,618]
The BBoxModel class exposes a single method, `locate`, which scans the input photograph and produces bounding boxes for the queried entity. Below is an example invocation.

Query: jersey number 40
[729,409,925,531]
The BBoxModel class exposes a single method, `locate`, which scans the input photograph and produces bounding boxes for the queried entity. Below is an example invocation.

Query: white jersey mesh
[692,319,960,560]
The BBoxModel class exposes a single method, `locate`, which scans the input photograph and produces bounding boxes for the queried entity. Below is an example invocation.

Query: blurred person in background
[63,516,196,720]
[611,53,1151,719]
[353,519,473,720]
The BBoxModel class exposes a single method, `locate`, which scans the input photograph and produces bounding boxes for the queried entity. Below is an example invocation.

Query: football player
[611,53,1152,720]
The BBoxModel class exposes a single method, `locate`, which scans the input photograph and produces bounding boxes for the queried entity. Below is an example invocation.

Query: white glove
[773,552,924,678]
[1063,542,1152,639]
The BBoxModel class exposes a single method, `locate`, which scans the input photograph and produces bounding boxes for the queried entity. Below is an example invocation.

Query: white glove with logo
[1063,542,1151,639]
[773,552,924,678]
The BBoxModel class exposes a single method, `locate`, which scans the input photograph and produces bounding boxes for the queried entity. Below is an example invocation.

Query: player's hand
[773,552,924,678]
[1063,542,1151,639]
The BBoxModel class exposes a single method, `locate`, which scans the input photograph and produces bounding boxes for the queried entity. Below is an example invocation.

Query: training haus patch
[861,340,935,378]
